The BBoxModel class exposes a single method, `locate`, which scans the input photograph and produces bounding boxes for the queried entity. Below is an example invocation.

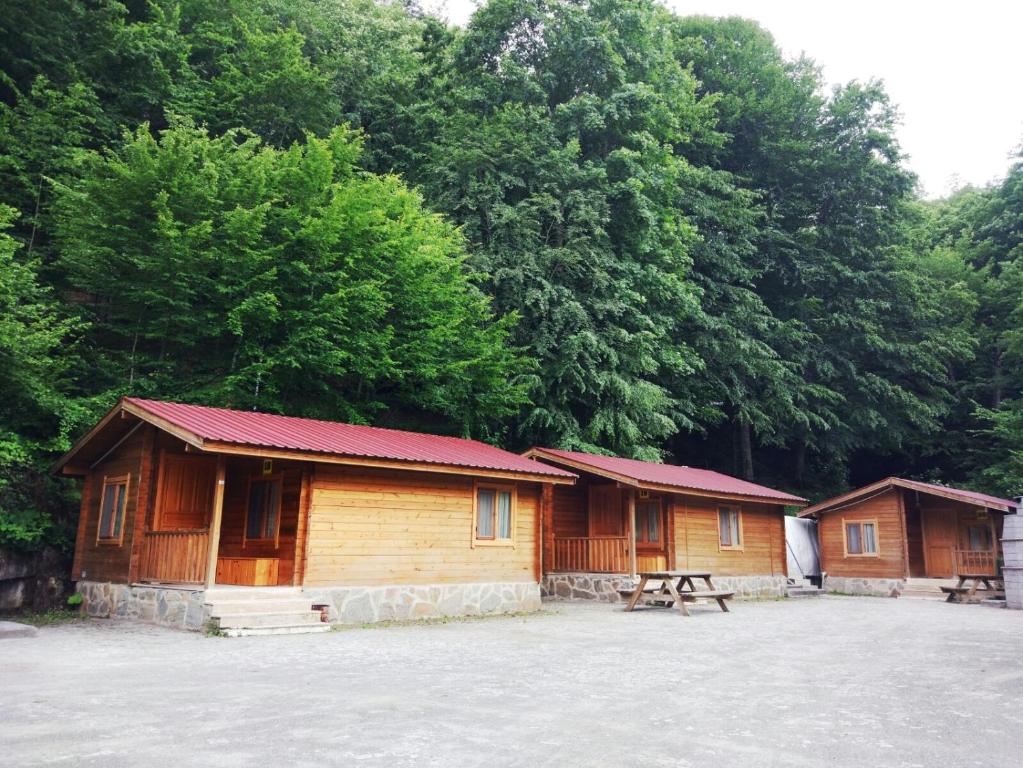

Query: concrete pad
[1,598,1022,767]
[0,620,38,639]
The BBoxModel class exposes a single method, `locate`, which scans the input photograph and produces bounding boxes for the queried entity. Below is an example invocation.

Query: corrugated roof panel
[530,448,806,503]
[907,479,1019,511]
[124,398,576,479]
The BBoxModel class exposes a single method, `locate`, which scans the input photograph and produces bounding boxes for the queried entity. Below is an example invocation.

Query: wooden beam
[127,426,155,584]
[204,456,227,590]
[70,476,92,580]
[626,488,637,577]
[897,488,911,579]
[292,466,313,587]
[539,483,554,579]
[665,496,677,570]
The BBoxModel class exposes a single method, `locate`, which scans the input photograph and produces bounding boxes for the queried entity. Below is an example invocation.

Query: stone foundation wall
[0,546,71,613]
[306,581,542,625]
[77,581,208,631]
[1003,514,1023,610]
[823,576,905,597]
[541,573,788,602]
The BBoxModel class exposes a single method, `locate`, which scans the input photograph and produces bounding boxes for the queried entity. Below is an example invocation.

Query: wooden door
[634,498,667,571]
[588,485,623,536]
[922,508,957,577]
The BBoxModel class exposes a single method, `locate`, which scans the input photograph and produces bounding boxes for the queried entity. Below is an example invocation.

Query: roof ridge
[125,397,499,447]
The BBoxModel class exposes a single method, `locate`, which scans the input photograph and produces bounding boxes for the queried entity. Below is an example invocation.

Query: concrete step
[204,587,303,600]
[206,598,318,615]
[215,611,325,629]
[222,623,333,637]
[787,587,824,598]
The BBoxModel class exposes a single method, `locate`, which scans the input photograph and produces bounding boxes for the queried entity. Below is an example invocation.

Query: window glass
[98,478,128,541]
[967,525,991,551]
[846,523,862,554]
[496,491,512,538]
[246,479,281,541]
[862,523,877,553]
[477,488,496,538]
[647,506,660,542]
[719,508,738,547]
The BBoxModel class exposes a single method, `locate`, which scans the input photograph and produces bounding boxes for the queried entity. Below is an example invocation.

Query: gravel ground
[2,596,1022,767]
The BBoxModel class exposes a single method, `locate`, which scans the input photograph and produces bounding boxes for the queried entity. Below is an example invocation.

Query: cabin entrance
[634,497,668,572]
[137,443,305,587]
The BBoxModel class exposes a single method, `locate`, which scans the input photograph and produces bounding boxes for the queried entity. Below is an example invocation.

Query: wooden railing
[953,548,997,577]
[139,529,210,584]
[553,536,629,573]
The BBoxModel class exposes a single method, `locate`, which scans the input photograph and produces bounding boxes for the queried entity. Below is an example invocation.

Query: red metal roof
[527,448,806,503]
[908,479,1018,511]
[799,477,1019,517]
[121,398,576,480]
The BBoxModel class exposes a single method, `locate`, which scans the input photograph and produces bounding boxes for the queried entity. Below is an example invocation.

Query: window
[966,524,992,551]
[97,475,130,544]
[718,507,742,550]
[474,484,514,545]
[245,477,282,544]
[635,501,661,544]
[844,520,878,556]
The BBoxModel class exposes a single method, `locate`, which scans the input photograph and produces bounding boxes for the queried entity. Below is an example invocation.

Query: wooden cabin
[798,478,1019,586]
[523,448,806,598]
[55,398,576,631]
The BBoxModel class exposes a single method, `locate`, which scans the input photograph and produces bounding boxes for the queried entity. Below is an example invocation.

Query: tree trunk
[794,436,807,489]
[993,348,1003,408]
[739,419,754,481]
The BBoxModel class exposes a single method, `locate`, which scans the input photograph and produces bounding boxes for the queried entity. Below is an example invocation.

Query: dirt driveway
[3,596,1022,767]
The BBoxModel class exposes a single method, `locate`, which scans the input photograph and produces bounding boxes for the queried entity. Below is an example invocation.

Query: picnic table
[620,570,734,617]
[941,573,1005,603]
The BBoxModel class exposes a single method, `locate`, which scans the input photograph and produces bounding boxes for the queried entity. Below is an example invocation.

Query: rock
[0,620,38,639]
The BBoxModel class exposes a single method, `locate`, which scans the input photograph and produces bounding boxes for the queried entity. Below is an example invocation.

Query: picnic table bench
[942,574,1005,603]
[620,570,735,617]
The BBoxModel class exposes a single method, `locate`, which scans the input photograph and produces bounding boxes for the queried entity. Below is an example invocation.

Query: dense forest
[1,0,1021,554]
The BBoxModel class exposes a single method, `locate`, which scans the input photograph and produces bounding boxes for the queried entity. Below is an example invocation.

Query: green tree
[0,206,81,549]
[53,122,530,437]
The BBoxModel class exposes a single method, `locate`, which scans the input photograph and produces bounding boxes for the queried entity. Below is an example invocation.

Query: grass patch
[8,609,84,627]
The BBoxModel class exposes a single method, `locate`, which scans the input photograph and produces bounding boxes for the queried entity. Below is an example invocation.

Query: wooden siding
[817,488,906,578]
[304,466,539,586]
[151,452,216,530]
[552,482,587,537]
[673,496,787,577]
[73,425,149,583]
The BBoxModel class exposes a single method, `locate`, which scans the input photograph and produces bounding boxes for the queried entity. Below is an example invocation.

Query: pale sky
[422,0,1023,198]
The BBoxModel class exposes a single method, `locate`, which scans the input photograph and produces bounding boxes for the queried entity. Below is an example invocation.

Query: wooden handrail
[553,536,629,573]
[952,548,997,577]
[139,529,210,585]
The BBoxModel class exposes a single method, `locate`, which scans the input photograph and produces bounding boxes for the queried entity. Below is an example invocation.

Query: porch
[904,490,1004,578]
[135,443,310,589]
[546,480,672,575]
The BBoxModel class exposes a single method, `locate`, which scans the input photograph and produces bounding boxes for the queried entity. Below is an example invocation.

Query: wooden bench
[677,590,735,612]
[618,587,735,612]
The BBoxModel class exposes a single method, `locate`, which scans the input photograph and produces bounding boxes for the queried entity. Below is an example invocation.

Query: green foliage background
[1,0,1021,550]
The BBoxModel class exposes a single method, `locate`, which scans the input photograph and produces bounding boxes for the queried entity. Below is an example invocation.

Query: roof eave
[524,447,805,506]
[798,477,1017,516]
[199,440,577,484]
[53,397,206,476]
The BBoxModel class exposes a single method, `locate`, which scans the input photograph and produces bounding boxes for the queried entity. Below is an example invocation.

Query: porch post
[896,488,911,580]
[541,483,555,578]
[626,488,637,578]
[204,455,227,590]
